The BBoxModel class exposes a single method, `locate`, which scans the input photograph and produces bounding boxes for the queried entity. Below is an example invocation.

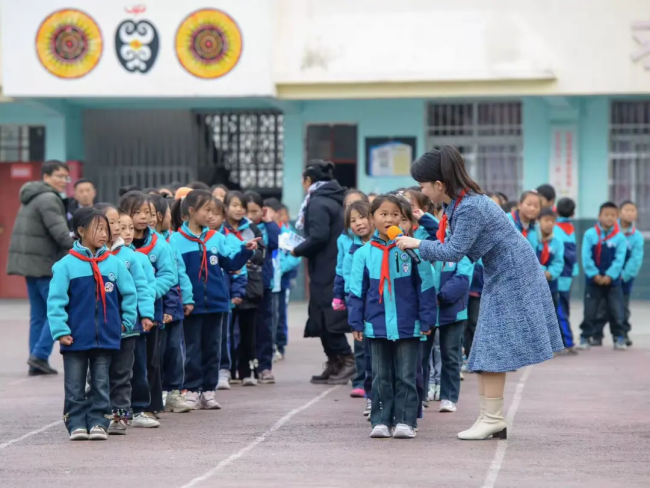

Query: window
[426,101,523,200]
[305,124,358,190]
[609,100,650,231]
[0,125,45,162]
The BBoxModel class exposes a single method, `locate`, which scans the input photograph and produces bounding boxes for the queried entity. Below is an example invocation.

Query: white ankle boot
[457,397,507,440]
[467,395,486,430]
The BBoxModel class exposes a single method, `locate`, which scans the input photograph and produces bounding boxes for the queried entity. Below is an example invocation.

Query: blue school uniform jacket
[221,220,251,306]
[347,232,437,340]
[507,210,538,249]
[621,223,645,294]
[111,241,154,337]
[554,218,580,293]
[535,235,564,293]
[280,224,301,289]
[582,223,627,286]
[48,242,137,352]
[433,257,473,325]
[341,235,367,295]
[170,222,253,314]
[469,258,484,296]
[257,221,281,290]
[333,231,354,300]
[416,213,440,241]
[160,230,194,322]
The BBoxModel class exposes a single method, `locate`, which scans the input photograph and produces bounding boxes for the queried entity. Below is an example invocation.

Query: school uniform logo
[400,252,409,262]
[402,263,410,274]
[105,282,114,293]
[209,255,219,265]
[108,273,116,282]
[124,260,131,270]
[211,247,218,254]
[149,254,157,263]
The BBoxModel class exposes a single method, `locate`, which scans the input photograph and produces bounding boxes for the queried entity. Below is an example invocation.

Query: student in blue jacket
[244,191,281,385]
[554,198,580,351]
[536,208,565,337]
[170,190,258,408]
[119,191,176,426]
[348,194,437,440]
[579,202,628,350]
[618,201,644,345]
[94,203,156,434]
[507,191,542,249]
[48,207,137,441]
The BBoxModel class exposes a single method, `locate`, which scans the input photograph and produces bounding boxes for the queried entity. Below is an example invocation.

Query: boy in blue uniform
[554,198,580,351]
[618,201,644,346]
[578,202,628,350]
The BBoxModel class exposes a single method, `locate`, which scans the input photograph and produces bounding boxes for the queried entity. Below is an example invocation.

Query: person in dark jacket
[292,160,355,385]
[7,160,74,376]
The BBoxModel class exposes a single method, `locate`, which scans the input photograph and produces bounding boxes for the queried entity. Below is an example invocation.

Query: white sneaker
[89,425,108,440]
[273,350,284,362]
[363,398,371,416]
[393,423,416,439]
[132,412,160,428]
[70,428,89,441]
[242,376,258,386]
[433,384,441,401]
[369,424,391,438]
[217,370,231,390]
[162,391,168,405]
[460,372,465,381]
[184,391,200,410]
[165,390,192,413]
[199,391,221,410]
[439,399,457,413]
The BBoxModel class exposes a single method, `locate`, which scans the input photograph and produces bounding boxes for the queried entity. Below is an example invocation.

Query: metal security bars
[0,125,45,162]
[426,102,523,199]
[609,100,650,231]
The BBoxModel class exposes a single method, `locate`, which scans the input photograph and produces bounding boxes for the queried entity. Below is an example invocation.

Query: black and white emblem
[115,19,159,73]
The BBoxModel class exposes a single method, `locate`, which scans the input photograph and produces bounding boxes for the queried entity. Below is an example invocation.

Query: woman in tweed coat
[396,146,563,441]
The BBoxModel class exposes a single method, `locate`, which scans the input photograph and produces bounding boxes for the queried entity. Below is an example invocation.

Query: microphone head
[387,226,403,241]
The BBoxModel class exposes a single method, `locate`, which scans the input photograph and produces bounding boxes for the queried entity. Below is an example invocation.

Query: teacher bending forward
[396,146,563,441]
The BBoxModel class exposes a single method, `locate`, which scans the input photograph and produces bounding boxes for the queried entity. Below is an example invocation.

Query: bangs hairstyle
[519,190,541,204]
[344,200,371,230]
[243,191,264,208]
[72,207,112,243]
[405,189,432,213]
[225,190,247,209]
[93,202,118,217]
[149,194,170,223]
[599,201,618,213]
[539,207,557,220]
[344,189,369,205]
[118,190,148,218]
[410,146,482,198]
[370,193,415,226]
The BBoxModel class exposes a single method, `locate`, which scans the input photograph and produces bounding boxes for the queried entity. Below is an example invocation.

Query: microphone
[387,226,421,264]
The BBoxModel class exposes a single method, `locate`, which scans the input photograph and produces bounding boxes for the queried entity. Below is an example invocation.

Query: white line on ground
[481,366,533,488]
[0,420,62,449]
[179,386,340,488]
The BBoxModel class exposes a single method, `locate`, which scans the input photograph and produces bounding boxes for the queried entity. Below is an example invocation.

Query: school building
[0,0,648,299]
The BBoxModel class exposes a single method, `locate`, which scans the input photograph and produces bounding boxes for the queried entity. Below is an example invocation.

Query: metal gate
[610,100,650,231]
[426,101,523,200]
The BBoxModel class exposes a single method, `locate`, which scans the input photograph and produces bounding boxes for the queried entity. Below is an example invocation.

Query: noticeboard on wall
[365,136,417,177]
[1,0,274,97]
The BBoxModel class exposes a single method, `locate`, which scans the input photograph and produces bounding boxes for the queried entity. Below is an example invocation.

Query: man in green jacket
[7,160,74,375]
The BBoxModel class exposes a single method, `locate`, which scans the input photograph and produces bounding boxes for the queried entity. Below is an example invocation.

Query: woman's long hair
[410,146,483,199]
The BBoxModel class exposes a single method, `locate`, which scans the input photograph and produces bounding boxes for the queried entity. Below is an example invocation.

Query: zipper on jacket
[395,251,399,273]
[95,300,100,347]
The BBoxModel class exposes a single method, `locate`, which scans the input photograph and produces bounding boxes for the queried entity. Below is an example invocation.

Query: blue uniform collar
[73,240,109,258]
[181,221,209,239]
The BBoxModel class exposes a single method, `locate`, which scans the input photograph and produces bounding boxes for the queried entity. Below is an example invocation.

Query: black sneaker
[28,369,47,376]
[27,355,58,374]
[625,336,633,347]
[589,337,603,347]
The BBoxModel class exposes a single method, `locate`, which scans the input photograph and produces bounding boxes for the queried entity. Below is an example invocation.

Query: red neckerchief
[69,249,111,322]
[540,240,550,266]
[511,210,529,238]
[166,230,174,243]
[437,190,468,243]
[412,223,420,232]
[556,222,574,235]
[370,241,396,303]
[224,226,244,241]
[136,232,158,256]
[594,223,620,266]
[178,228,217,282]
[110,247,122,256]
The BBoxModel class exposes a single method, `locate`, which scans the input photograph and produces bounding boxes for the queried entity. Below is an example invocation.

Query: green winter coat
[6,181,74,278]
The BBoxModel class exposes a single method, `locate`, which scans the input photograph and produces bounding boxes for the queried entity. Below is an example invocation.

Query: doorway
[305,124,358,190]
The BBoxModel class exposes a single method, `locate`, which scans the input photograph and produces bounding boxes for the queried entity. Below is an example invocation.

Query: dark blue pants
[256,290,274,372]
[160,320,185,391]
[581,284,625,340]
[219,313,231,371]
[557,291,575,348]
[438,321,463,403]
[63,349,112,433]
[26,277,54,362]
[131,335,150,413]
[363,338,372,398]
[370,338,420,428]
[109,336,136,413]
[275,288,289,354]
[421,333,435,403]
[183,312,226,392]
[352,339,366,389]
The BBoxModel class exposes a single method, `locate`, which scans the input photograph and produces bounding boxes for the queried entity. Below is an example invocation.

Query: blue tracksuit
[415,213,439,242]
[582,224,627,286]
[48,242,138,351]
[257,221,281,290]
[341,235,367,296]
[160,230,195,322]
[334,231,354,300]
[169,222,253,314]
[433,257,474,325]
[347,233,437,340]
[554,218,579,293]
[536,235,564,294]
[469,259,484,296]
[508,210,538,249]
[221,221,251,306]
[620,223,644,295]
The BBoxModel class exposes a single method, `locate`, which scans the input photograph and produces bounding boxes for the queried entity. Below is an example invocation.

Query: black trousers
[580,284,625,340]
[464,295,480,356]
[231,308,258,380]
[320,327,352,358]
[145,327,163,412]
[109,336,137,414]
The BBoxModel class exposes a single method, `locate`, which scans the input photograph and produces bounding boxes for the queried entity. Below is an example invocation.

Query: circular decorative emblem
[400,253,409,262]
[124,260,131,270]
[175,9,243,79]
[209,255,218,266]
[105,282,115,293]
[210,247,218,254]
[115,19,159,73]
[35,9,103,79]
[149,254,157,263]
[108,273,116,282]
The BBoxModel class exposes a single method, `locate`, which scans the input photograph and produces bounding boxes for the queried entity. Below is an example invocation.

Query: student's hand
[230,270,241,275]
[163,314,173,324]
[395,236,421,250]
[545,271,552,281]
[353,331,364,342]
[142,318,154,331]
[594,275,604,285]
[420,329,432,336]
[231,297,243,306]
[58,335,73,346]
[262,207,276,223]
[412,209,424,221]
[183,304,194,316]
[245,237,261,250]
[601,275,612,285]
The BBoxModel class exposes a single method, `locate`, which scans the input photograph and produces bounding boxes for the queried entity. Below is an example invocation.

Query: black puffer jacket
[293,180,349,337]
[6,181,74,278]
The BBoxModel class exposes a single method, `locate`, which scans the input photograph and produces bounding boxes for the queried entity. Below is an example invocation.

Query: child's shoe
[242,376,258,386]
[577,337,591,350]
[625,335,633,347]
[89,426,108,440]
[132,412,160,428]
[199,391,221,410]
[590,337,603,346]
[369,424,391,438]
[460,372,465,381]
[439,400,457,413]
[162,390,168,405]
[165,390,192,413]
[69,428,89,441]
[614,337,628,351]
[217,370,231,390]
[392,423,416,439]
[363,398,371,416]
[184,391,200,410]
[350,388,365,398]
[273,349,284,362]
[108,419,128,435]
[259,369,276,384]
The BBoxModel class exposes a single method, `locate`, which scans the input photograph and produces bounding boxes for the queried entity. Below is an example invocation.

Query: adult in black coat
[293,161,355,385]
